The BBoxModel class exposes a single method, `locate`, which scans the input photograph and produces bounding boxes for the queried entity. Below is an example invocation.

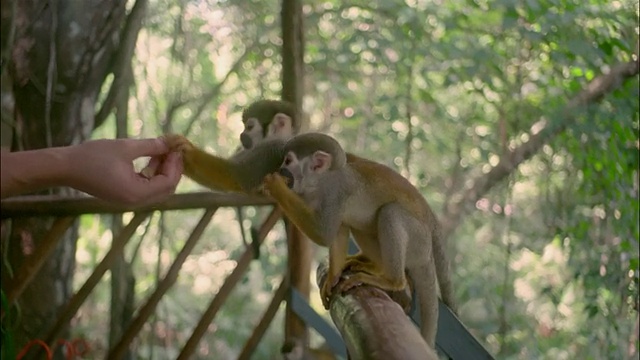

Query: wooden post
[281,0,312,356]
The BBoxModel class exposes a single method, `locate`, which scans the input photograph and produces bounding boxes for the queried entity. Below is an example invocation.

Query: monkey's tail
[407,263,439,347]
[432,222,457,314]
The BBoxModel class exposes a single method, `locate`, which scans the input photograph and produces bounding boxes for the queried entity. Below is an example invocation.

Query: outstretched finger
[125,138,170,158]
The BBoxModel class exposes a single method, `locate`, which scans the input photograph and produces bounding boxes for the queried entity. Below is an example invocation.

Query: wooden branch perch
[316,262,438,360]
[440,58,640,240]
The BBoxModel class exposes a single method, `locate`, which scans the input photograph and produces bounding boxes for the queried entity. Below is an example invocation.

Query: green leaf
[570,67,584,77]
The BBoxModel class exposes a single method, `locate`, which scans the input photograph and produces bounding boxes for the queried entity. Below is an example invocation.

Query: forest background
[0,0,638,359]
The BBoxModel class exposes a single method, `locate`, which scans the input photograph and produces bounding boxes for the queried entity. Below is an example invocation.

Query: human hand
[65,138,183,205]
[138,133,192,179]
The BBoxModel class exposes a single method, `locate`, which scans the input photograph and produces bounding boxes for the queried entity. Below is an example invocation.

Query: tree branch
[94,0,148,130]
[181,47,254,137]
[315,262,438,360]
[440,58,640,240]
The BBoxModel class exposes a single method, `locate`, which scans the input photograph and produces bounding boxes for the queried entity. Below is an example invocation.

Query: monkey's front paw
[162,134,193,153]
[320,274,340,309]
[263,173,290,197]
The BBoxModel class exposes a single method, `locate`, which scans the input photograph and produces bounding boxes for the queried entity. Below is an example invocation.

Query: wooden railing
[1,193,494,359]
[2,193,284,360]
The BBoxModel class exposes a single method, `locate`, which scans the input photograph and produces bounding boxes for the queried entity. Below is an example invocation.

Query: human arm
[0,138,183,205]
[1,145,71,199]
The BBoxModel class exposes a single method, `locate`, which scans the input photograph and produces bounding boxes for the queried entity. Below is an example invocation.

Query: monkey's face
[279,150,332,194]
[240,118,264,149]
[240,113,294,149]
[266,113,294,141]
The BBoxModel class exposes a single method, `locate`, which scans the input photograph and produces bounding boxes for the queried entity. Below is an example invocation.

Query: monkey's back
[349,159,433,222]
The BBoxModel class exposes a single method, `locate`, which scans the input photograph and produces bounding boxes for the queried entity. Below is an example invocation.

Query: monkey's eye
[284,157,292,166]
[246,124,254,131]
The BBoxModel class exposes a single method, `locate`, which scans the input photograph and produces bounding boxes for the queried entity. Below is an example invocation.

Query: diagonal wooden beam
[176,207,282,360]
[107,208,218,360]
[237,276,288,360]
[43,212,151,346]
[5,216,75,307]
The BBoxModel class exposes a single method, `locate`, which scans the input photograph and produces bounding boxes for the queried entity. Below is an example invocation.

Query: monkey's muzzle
[240,133,253,149]
[278,168,295,189]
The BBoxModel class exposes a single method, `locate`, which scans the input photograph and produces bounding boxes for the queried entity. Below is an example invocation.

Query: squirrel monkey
[160,99,366,193]
[262,133,455,347]
[239,99,297,150]
[155,100,297,193]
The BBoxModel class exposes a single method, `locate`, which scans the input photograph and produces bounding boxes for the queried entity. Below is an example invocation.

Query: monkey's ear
[271,113,292,131]
[311,151,332,172]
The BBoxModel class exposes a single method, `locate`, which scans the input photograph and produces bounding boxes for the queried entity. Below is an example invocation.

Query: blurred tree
[0,0,144,354]
[302,0,638,358]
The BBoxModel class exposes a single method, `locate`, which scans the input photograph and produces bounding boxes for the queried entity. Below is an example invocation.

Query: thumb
[125,138,170,158]
[155,151,183,179]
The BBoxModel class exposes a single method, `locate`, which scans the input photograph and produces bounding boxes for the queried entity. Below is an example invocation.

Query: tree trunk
[1,0,128,354]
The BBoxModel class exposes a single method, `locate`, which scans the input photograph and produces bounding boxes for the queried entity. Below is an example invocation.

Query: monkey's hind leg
[343,253,373,272]
[321,225,350,309]
[337,203,410,294]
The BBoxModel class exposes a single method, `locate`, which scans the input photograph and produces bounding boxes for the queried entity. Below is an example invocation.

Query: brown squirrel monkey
[160,99,366,193]
[262,133,455,347]
[239,99,366,162]
[239,99,297,150]
[155,100,297,192]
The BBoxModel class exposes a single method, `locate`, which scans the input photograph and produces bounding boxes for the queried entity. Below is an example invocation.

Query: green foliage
[77,0,639,358]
